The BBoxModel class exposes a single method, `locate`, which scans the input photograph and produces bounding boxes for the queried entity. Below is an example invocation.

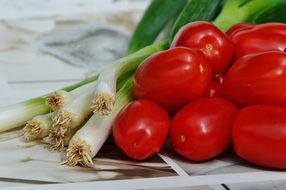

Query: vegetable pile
[1,0,286,170]
[122,20,286,170]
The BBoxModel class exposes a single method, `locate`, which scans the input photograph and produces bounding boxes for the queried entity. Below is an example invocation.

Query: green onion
[213,0,286,31]
[46,128,78,149]
[0,98,50,133]
[253,1,286,23]
[48,90,94,151]
[91,40,168,115]
[169,0,223,40]
[23,113,53,141]
[127,0,187,54]
[0,75,98,133]
[0,41,166,133]
[48,73,133,151]
[46,81,97,111]
[66,78,133,167]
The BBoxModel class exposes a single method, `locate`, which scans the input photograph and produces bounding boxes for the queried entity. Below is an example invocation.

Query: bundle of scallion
[48,91,94,151]
[46,81,98,112]
[22,80,98,142]
[0,41,168,135]
[0,75,98,134]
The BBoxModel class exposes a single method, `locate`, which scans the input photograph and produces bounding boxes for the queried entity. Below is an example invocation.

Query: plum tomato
[226,23,255,38]
[223,51,286,107]
[170,97,238,161]
[112,99,170,161]
[233,105,286,169]
[133,47,212,113]
[172,21,233,74]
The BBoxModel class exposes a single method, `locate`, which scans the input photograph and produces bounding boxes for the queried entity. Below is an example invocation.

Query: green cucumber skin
[127,0,187,54]
[169,0,223,40]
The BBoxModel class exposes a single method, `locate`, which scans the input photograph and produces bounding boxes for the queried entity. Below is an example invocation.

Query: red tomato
[226,23,255,38]
[171,21,233,74]
[170,97,238,161]
[205,75,223,97]
[223,51,286,107]
[233,105,286,169]
[231,23,286,60]
[112,99,169,161]
[133,47,212,113]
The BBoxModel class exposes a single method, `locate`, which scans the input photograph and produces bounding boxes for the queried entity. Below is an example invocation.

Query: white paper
[0,138,177,185]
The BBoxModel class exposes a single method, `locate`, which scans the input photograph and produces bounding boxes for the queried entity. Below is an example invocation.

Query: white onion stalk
[0,74,99,133]
[66,80,133,167]
[46,81,97,111]
[0,98,50,133]
[0,42,166,133]
[49,128,78,151]
[91,40,168,115]
[48,90,95,151]
[23,113,53,141]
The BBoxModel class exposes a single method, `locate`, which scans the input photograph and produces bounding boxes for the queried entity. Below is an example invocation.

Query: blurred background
[0,0,150,107]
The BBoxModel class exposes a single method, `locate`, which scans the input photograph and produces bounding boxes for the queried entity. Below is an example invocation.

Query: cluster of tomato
[112,21,286,169]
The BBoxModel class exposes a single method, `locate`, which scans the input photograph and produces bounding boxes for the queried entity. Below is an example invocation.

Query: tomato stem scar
[205,43,213,52]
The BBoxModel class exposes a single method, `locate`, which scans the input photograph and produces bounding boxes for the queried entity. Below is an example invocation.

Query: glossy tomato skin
[231,23,286,60]
[226,23,255,38]
[133,47,212,113]
[223,51,286,107]
[233,105,286,169]
[171,21,233,74]
[170,97,238,161]
[112,99,169,161]
[204,75,224,97]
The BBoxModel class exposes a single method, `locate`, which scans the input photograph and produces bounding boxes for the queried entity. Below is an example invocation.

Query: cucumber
[127,0,187,54]
[169,0,223,40]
